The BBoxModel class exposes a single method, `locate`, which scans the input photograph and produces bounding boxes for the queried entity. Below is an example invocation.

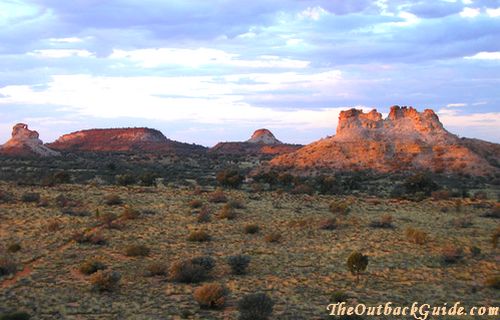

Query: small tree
[347,251,368,283]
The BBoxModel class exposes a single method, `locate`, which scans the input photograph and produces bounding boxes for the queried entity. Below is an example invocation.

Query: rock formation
[247,129,282,144]
[48,128,206,154]
[270,106,499,176]
[0,123,60,157]
[210,129,301,156]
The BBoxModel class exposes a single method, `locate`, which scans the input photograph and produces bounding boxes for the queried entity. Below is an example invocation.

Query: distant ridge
[47,127,206,154]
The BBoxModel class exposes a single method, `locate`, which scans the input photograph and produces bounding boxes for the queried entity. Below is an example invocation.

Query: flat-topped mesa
[48,127,205,153]
[335,106,449,142]
[0,123,60,157]
[247,129,282,145]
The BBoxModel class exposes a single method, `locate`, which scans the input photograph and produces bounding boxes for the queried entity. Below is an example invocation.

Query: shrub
[482,203,500,219]
[7,243,21,253]
[264,232,282,243]
[145,261,167,277]
[188,230,211,242]
[52,171,71,184]
[0,256,17,276]
[441,245,463,264]
[470,246,481,257]
[319,218,338,230]
[122,207,140,220]
[405,227,428,245]
[402,173,439,196]
[227,255,251,275]
[216,169,244,188]
[218,204,236,220]
[0,190,14,203]
[290,184,314,195]
[72,231,107,246]
[485,275,500,290]
[347,251,369,282]
[90,270,121,292]
[47,220,62,232]
[98,212,119,229]
[492,226,500,248]
[369,214,394,229]
[450,216,473,228]
[21,192,40,203]
[473,191,488,200]
[431,190,451,200]
[193,283,227,309]
[196,206,211,223]
[228,199,245,209]
[104,194,123,206]
[189,199,203,209]
[79,259,107,275]
[330,290,349,303]
[0,312,31,320]
[244,224,260,234]
[190,256,216,272]
[115,174,136,186]
[139,172,157,187]
[124,244,150,257]
[209,190,227,203]
[329,200,350,215]
[169,258,212,283]
[238,292,274,320]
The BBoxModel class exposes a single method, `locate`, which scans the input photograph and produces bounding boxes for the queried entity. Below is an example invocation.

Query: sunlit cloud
[465,51,500,60]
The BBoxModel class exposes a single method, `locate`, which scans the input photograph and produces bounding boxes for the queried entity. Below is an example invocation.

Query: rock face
[0,123,60,157]
[270,106,499,176]
[48,128,206,154]
[210,129,301,156]
[247,129,282,144]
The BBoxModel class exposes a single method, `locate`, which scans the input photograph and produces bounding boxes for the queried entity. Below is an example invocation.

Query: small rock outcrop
[270,106,499,176]
[210,129,301,156]
[0,123,60,157]
[48,128,206,154]
[247,129,282,144]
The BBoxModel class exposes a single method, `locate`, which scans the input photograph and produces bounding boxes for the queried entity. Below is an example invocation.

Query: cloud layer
[0,0,499,145]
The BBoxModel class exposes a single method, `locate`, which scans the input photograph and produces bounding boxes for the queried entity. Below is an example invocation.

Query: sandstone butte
[209,128,303,155]
[46,127,206,154]
[269,106,500,176]
[0,123,60,157]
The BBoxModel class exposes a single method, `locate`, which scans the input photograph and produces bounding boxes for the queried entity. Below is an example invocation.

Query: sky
[0,0,499,146]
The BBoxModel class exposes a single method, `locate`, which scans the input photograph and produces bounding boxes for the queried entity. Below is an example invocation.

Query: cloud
[109,48,310,69]
[446,103,467,107]
[464,51,500,59]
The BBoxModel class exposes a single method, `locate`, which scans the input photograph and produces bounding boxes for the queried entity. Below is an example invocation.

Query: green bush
[0,312,31,320]
[347,251,368,282]
[0,256,17,276]
[115,174,136,186]
[227,255,250,275]
[216,169,244,188]
[79,259,107,275]
[104,194,123,206]
[169,257,214,283]
[244,224,259,234]
[402,173,439,196]
[21,192,40,203]
[238,292,274,320]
